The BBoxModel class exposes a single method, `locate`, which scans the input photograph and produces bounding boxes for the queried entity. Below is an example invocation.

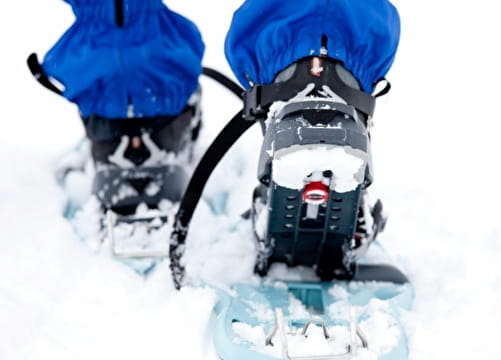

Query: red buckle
[303,181,329,205]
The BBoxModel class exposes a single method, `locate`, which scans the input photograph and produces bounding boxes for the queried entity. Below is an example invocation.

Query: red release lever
[303,181,329,205]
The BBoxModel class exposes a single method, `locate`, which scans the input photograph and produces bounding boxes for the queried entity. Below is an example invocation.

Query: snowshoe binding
[89,89,202,263]
[51,87,202,273]
[247,57,405,284]
[168,58,407,286]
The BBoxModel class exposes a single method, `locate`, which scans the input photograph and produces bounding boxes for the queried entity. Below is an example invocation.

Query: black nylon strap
[27,53,64,96]
[245,81,375,120]
[243,59,377,120]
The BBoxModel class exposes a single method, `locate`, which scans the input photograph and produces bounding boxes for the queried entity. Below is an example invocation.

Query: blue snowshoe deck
[212,276,413,360]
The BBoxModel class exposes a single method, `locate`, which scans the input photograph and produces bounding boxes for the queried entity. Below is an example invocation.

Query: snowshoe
[246,57,404,284]
[50,87,202,274]
[169,57,406,286]
[166,59,413,359]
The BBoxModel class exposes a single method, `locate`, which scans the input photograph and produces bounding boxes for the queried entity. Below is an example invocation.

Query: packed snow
[2,0,501,359]
[272,144,366,192]
[231,281,409,360]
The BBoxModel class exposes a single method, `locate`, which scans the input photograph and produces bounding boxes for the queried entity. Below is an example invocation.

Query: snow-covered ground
[2,0,501,359]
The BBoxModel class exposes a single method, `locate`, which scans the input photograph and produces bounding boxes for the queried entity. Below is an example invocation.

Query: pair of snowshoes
[30,54,412,359]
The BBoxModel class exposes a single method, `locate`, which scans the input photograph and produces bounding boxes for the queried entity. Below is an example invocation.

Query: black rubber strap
[170,109,253,289]
[27,53,64,96]
[202,67,243,99]
[170,67,247,289]
[372,78,391,98]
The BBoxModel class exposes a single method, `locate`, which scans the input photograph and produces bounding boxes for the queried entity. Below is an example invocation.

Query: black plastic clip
[243,86,266,121]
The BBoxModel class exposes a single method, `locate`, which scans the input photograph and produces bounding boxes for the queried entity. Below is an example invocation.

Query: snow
[232,320,354,359]
[2,0,501,359]
[229,279,410,359]
[232,292,404,360]
[272,144,366,192]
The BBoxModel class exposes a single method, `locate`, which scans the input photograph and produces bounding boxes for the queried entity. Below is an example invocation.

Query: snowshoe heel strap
[243,57,377,121]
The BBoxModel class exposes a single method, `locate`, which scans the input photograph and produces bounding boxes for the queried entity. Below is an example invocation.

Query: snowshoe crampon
[94,164,186,259]
[212,278,413,360]
[105,208,171,259]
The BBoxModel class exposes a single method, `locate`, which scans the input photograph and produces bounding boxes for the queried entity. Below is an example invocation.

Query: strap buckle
[243,86,266,121]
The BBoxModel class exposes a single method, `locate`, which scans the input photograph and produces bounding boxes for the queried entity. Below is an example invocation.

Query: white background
[1,0,501,359]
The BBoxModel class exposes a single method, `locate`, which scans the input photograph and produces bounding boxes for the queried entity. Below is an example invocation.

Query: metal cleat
[266,307,367,360]
[106,210,171,258]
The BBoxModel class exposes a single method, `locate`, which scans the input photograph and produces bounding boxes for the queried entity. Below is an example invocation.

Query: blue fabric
[225,0,400,93]
[42,0,204,119]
